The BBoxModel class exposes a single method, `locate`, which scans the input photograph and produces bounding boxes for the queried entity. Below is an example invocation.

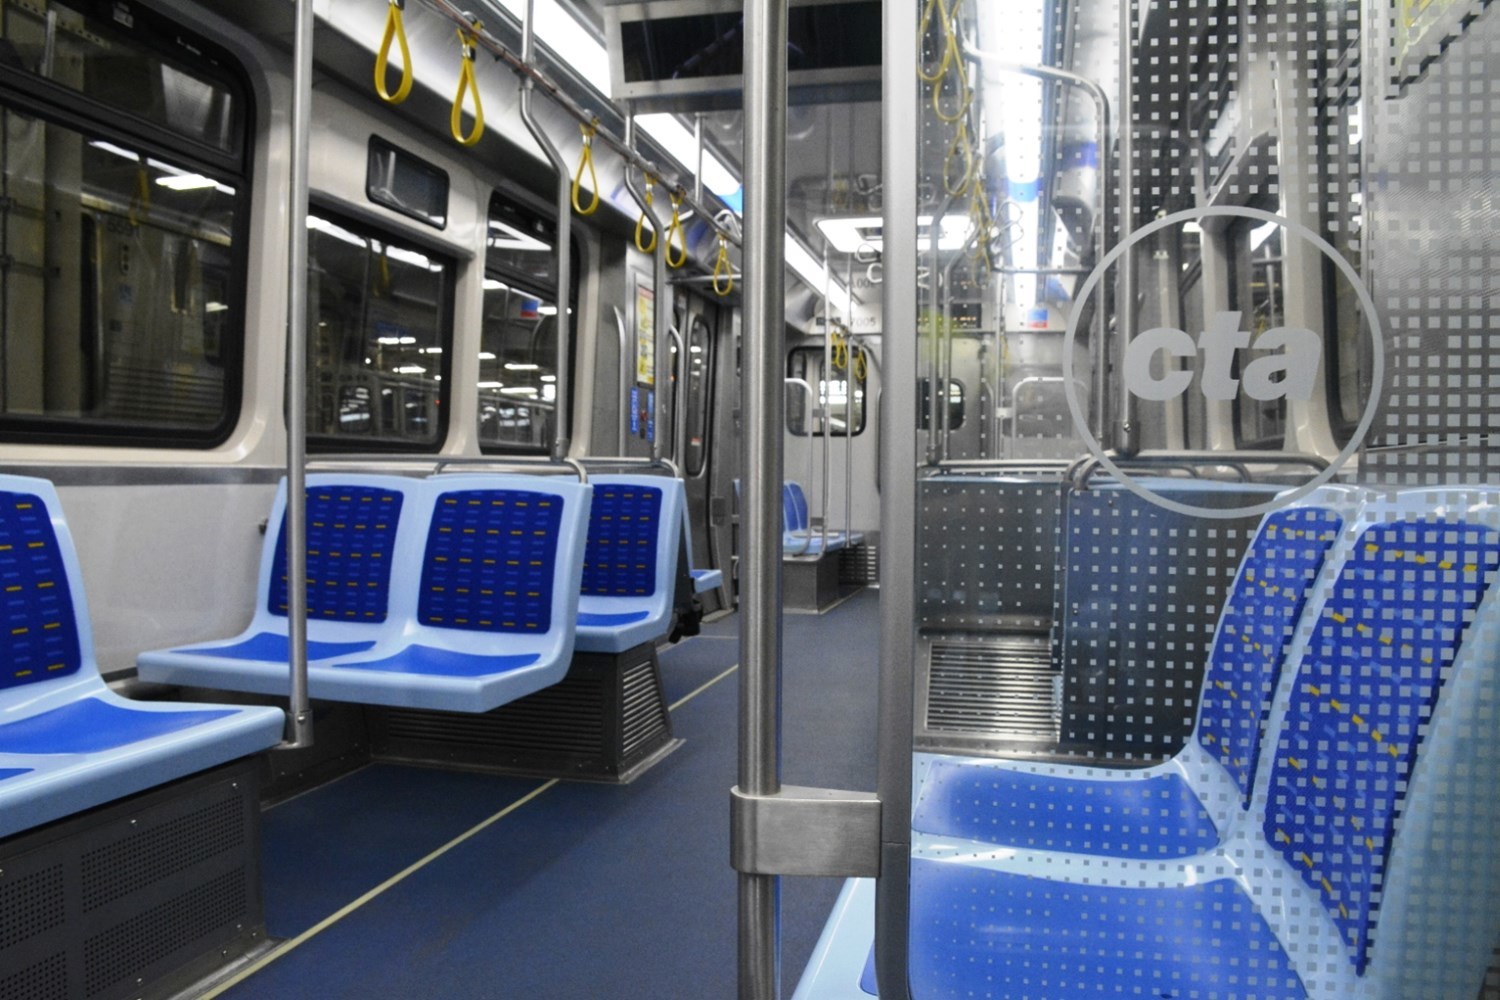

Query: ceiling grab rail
[518,0,571,462]
[962,51,1112,449]
[279,0,315,752]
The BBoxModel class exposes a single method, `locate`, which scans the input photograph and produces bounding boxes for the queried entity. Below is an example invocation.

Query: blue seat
[910,486,1361,860]
[796,486,1500,1000]
[140,474,593,714]
[137,474,423,696]
[783,481,864,556]
[682,496,722,594]
[0,475,284,840]
[573,474,683,653]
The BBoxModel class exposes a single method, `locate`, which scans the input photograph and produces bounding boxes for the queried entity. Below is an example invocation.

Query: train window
[683,313,713,476]
[305,211,453,450]
[0,5,247,446]
[786,345,866,436]
[478,194,575,453]
[917,378,964,432]
[366,135,448,229]
[0,0,243,157]
[1228,219,1287,449]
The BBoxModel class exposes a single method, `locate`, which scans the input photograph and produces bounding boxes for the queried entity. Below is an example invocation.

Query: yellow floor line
[205,660,741,997]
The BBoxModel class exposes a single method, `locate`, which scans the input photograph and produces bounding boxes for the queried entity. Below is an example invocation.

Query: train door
[677,286,734,614]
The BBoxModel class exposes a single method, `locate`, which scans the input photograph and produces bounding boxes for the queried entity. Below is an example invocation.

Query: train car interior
[0,0,1497,998]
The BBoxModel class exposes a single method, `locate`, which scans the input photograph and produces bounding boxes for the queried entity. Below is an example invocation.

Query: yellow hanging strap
[831,328,850,370]
[572,120,601,215]
[451,23,484,147]
[967,167,993,276]
[920,0,968,123]
[712,232,734,296]
[635,175,658,254]
[944,109,973,195]
[853,345,868,382]
[128,162,150,226]
[664,189,688,268]
[917,0,953,83]
[375,0,413,105]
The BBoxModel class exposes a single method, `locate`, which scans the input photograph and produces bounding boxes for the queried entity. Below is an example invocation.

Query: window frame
[478,190,578,456]
[786,344,868,437]
[365,134,450,231]
[0,3,253,448]
[304,205,457,454]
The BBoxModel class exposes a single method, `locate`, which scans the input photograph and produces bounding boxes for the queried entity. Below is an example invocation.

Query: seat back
[404,474,591,655]
[1259,487,1500,987]
[1192,487,1361,805]
[784,482,810,533]
[253,474,421,639]
[0,475,101,706]
[582,474,684,603]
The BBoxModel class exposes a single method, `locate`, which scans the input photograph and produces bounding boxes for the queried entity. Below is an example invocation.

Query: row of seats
[0,470,717,840]
[796,484,1500,1000]
[782,481,864,556]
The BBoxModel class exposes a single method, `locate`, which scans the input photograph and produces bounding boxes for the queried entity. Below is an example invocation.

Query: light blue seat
[141,474,593,714]
[797,486,1500,1000]
[137,474,422,694]
[683,500,722,594]
[574,474,683,653]
[783,482,864,557]
[910,486,1362,860]
[0,475,284,840]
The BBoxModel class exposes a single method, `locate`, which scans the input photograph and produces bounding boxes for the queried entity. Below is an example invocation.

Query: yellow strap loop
[635,175,658,254]
[572,120,601,216]
[831,329,850,371]
[916,0,952,84]
[853,346,868,382]
[664,189,688,268]
[451,25,484,147]
[712,233,734,296]
[128,163,150,227]
[375,0,413,105]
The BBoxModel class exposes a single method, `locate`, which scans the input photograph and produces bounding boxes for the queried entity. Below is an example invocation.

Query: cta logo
[1124,311,1320,403]
[1062,206,1384,520]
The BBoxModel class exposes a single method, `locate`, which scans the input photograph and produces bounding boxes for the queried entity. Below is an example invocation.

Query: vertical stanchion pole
[737,0,787,996]
[874,0,918,992]
[1115,0,1138,455]
[520,0,573,462]
[281,0,315,750]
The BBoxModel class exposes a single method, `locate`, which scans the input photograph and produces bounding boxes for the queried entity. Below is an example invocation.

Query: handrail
[668,324,688,469]
[962,51,1111,448]
[1066,450,1330,492]
[519,0,571,463]
[1005,375,1088,455]
[303,453,591,482]
[612,306,630,455]
[280,0,316,752]
[784,377,819,556]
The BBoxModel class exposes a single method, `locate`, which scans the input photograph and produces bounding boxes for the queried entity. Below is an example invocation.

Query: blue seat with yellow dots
[893,486,1500,1000]
[573,474,685,654]
[140,474,593,714]
[909,485,1364,862]
[137,473,424,696]
[0,475,284,840]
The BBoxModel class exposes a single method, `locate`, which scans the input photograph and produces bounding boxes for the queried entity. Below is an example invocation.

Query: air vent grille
[0,864,64,950]
[0,953,67,1000]
[620,657,669,757]
[926,635,1059,741]
[81,795,244,912]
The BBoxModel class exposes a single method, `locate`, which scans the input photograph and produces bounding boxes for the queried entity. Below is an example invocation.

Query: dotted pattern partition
[418,488,564,634]
[1196,507,1344,803]
[1057,486,1266,759]
[581,484,663,597]
[270,486,403,623]
[0,492,81,691]
[1264,520,1500,973]
[908,861,1308,1000]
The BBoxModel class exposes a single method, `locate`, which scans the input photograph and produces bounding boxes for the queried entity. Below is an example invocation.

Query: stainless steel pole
[520,0,572,462]
[1115,0,1138,455]
[820,248,833,554]
[874,0,918,992]
[737,0,787,996]
[281,0,314,751]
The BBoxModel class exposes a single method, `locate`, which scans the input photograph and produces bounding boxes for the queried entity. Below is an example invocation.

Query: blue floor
[226,590,881,999]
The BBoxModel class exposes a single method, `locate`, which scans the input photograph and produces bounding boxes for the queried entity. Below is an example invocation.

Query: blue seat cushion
[913,762,1219,859]
[909,860,1308,1000]
[179,631,378,662]
[0,768,31,781]
[332,644,540,678]
[578,610,652,627]
[0,697,238,754]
